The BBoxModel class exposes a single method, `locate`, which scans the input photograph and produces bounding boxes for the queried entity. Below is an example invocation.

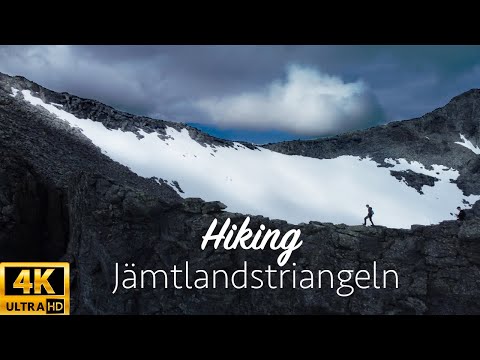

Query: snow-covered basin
[17,88,480,229]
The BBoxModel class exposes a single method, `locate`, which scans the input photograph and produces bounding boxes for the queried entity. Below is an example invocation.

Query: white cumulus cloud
[194,65,384,136]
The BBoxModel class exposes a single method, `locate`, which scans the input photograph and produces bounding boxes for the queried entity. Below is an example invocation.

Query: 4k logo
[0,262,70,315]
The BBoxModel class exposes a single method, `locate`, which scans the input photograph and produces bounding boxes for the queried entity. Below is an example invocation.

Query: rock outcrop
[389,170,439,194]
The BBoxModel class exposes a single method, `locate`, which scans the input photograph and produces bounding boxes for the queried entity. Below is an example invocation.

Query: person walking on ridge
[456,206,466,221]
[363,204,375,226]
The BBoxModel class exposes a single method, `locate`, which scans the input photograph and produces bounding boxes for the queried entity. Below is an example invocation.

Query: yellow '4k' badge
[0,262,70,315]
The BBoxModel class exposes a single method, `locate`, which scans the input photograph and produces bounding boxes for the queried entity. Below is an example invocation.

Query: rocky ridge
[264,91,480,196]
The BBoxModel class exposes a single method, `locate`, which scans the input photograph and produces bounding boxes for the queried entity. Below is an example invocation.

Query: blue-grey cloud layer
[1,45,479,137]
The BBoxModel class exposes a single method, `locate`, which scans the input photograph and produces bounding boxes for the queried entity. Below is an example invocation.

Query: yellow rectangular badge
[0,262,70,315]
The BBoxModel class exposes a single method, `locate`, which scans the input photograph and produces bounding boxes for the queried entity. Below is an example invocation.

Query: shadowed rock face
[1,72,480,314]
[0,150,68,260]
[63,172,480,315]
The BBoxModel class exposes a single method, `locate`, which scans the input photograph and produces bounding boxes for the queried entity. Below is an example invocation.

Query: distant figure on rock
[456,206,466,221]
[363,204,375,226]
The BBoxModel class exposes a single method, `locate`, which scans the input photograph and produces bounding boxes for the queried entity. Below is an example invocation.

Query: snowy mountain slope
[13,87,480,229]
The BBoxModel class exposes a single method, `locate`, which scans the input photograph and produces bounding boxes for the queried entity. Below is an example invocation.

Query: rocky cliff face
[65,173,480,314]
[1,72,480,314]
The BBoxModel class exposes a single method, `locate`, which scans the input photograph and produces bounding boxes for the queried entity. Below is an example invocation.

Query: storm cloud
[1,45,479,141]
[196,65,383,135]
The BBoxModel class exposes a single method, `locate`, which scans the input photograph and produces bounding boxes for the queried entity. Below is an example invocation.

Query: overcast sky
[1,45,479,143]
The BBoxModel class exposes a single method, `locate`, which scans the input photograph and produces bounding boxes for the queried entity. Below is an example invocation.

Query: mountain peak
[440,87,480,116]
[0,71,242,151]
[450,88,480,100]
[265,86,480,196]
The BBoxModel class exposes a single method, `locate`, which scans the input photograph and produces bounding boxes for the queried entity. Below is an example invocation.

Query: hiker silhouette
[456,206,466,221]
[363,204,374,226]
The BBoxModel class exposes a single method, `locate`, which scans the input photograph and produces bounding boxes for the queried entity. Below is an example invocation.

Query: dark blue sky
[187,123,306,143]
[1,45,479,143]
